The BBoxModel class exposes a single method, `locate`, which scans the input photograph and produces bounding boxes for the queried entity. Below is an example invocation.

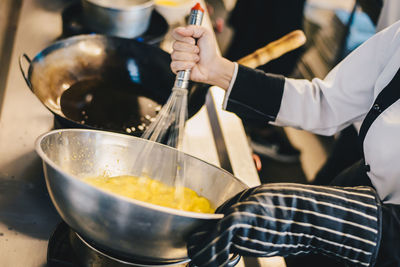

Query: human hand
[187,183,381,267]
[171,25,235,90]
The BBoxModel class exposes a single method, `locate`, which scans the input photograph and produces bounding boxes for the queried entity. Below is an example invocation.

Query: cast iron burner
[61,3,169,46]
[47,222,190,267]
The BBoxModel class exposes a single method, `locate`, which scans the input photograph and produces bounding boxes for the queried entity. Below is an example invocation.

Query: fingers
[187,221,232,267]
[170,51,199,73]
[171,25,209,49]
[170,25,213,77]
[170,34,200,73]
[173,41,200,54]
[187,210,247,267]
[216,187,259,214]
[170,61,196,74]
[172,27,196,45]
[171,51,200,62]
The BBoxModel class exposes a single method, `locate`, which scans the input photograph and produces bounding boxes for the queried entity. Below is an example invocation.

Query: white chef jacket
[377,0,400,31]
[224,20,400,204]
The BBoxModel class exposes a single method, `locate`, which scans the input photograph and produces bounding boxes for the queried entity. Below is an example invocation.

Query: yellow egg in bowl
[83,174,215,213]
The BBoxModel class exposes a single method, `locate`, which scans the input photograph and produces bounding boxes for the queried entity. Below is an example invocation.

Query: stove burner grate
[47,222,190,267]
[47,222,79,267]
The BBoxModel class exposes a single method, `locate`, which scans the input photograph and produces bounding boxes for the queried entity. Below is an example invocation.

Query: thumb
[172,27,196,45]
[174,25,207,39]
[174,26,194,37]
[186,25,207,39]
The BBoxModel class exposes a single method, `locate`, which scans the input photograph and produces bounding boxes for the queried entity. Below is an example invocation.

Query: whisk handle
[174,4,204,89]
[175,70,192,89]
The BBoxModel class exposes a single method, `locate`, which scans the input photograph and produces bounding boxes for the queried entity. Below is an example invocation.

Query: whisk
[133,3,204,182]
[140,86,188,148]
[141,3,204,149]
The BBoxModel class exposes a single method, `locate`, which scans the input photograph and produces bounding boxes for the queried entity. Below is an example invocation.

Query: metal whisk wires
[141,87,188,149]
[132,3,204,182]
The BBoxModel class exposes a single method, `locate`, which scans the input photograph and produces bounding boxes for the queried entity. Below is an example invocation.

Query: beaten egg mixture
[83,175,214,213]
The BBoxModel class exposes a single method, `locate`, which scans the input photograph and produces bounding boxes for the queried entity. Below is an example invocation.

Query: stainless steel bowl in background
[35,129,248,262]
[81,0,155,38]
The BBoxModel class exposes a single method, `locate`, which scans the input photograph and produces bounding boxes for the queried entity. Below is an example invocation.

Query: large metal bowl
[35,129,248,262]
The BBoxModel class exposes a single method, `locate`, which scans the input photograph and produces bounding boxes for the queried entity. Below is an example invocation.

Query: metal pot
[36,129,248,262]
[19,34,208,137]
[81,0,155,38]
[61,3,169,46]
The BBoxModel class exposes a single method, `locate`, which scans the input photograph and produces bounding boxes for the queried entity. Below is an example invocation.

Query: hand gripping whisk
[141,3,204,149]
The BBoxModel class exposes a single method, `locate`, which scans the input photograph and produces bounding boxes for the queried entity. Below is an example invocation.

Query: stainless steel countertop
[0,0,261,266]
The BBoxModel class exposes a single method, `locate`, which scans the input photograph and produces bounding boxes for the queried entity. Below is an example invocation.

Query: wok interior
[39,130,248,210]
[29,35,174,131]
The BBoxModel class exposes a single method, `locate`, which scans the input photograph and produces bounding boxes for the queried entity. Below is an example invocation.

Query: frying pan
[19,34,208,137]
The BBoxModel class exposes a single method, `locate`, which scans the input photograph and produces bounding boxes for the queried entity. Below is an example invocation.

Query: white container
[155,0,195,25]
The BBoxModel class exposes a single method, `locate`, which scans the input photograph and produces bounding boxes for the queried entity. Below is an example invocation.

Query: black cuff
[226,64,285,124]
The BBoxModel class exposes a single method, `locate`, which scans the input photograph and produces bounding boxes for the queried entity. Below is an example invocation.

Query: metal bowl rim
[84,0,155,11]
[35,129,247,219]
[28,33,167,74]
[26,33,171,99]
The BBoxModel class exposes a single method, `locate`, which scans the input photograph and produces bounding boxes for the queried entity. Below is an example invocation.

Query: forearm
[223,64,286,125]
[222,63,374,134]
[221,22,400,133]
[208,57,236,90]
[241,184,382,265]
[188,184,382,267]
[222,61,377,134]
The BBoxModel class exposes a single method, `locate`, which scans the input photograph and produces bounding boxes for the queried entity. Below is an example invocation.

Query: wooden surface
[0,0,22,112]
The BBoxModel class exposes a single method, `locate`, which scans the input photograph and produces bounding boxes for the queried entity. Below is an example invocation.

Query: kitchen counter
[0,0,280,266]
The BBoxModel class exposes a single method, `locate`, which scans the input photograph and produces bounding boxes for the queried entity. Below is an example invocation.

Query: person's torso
[362,48,400,204]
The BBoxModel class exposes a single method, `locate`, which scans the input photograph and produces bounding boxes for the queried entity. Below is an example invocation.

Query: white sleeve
[222,62,239,109]
[273,20,400,135]
[376,1,400,31]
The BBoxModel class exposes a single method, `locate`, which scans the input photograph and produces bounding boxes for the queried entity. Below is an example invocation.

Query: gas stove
[47,222,190,267]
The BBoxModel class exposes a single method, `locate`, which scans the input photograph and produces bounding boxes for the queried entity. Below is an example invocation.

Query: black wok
[19,34,208,136]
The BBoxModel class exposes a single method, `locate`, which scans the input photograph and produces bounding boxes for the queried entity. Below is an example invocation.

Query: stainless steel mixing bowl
[35,129,248,262]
